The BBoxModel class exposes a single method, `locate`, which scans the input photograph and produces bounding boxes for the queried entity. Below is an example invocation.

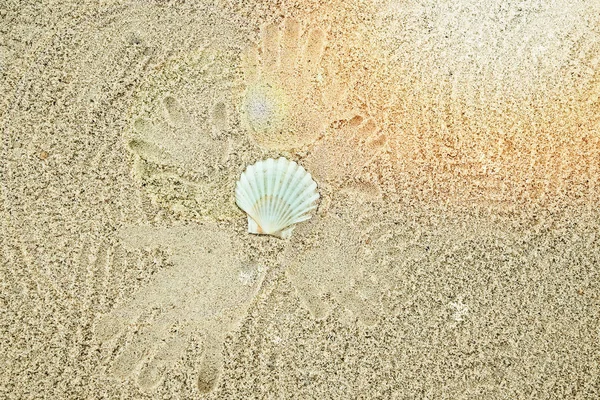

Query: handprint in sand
[95,223,265,393]
[125,44,241,221]
[283,189,382,326]
[303,115,387,190]
[241,18,348,150]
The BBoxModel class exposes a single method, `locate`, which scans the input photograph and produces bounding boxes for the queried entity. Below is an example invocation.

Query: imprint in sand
[100,39,250,393]
[241,18,348,150]
[95,223,265,393]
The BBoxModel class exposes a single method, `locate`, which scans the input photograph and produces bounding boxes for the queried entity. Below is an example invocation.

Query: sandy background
[2,0,600,398]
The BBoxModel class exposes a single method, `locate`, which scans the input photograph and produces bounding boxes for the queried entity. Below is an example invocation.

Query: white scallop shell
[235,157,320,239]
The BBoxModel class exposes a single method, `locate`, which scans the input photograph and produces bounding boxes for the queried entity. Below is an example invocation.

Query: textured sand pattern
[376,0,599,102]
[1,2,257,397]
[370,0,600,208]
[2,0,600,398]
[221,208,600,398]
[283,186,384,325]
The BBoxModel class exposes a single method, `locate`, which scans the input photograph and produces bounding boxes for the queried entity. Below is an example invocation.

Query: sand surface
[1,0,599,398]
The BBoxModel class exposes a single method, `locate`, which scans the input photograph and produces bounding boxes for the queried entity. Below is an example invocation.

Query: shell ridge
[276,198,296,231]
[263,159,273,231]
[236,166,261,226]
[272,158,299,227]
[277,161,307,227]
[257,160,267,222]
[292,214,313,224]
[268,158,279,227]
[236,170,255,208]
[274,158,290,209]
[239,186,261,225]
[271,197,292,233]
[241,166,258,213]
[269,159,286,226]
[283,204,314,226]
[287,193,320,221]
[258,159,276,233]
[278,171,316,224]
[253,161,268,229]
[243,165,256,203]
[267,158,295,228]
[289,175,316,208]
[270,158,285,230]
[267,159,284,233]
[283,165,309,207]
[234,187,250,213]
[235,173,252,211]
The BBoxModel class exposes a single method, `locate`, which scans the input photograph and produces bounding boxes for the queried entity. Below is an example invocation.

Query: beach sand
[1,0,599,398]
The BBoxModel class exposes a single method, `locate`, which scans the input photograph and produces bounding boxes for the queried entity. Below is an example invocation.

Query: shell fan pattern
[235,157,320,239]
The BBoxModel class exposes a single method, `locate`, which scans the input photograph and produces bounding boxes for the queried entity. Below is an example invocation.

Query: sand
[1,0,599,398]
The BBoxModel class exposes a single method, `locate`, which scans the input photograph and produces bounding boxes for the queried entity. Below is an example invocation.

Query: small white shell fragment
[235,157,320,239]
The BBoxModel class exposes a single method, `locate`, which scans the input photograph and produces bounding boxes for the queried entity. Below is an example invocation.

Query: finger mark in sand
[298,292,333,321]
[300,27,326,87]
[284,213,377,325]
[128,118,174,165]
[320,59,349,107]
[95,312,128,343]
[111,312,178,386]
[127,42,238,220]
[127,138,173,166]
[163,95,191,127]
[241,44,259,84]
[280,18,301,73]
[132,117,153,136]
[341,291,378,327]
[102,309,171,380]
[196,335,224,393]
[211,101,228,134]
[348,114,363,127]
[304,115,387,188]
[84,240,112,313]
[138,332,189,391]
[110,318,168,380]
[130,93,227,173]
[260,22,280,77]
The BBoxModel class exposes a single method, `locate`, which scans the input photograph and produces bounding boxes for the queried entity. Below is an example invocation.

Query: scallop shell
[235,157,320,239]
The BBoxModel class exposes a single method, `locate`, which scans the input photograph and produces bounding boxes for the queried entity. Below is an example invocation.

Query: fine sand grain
[1,0,599,398]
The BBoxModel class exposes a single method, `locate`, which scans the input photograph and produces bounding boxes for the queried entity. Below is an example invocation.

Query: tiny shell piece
[235,157,320,239]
